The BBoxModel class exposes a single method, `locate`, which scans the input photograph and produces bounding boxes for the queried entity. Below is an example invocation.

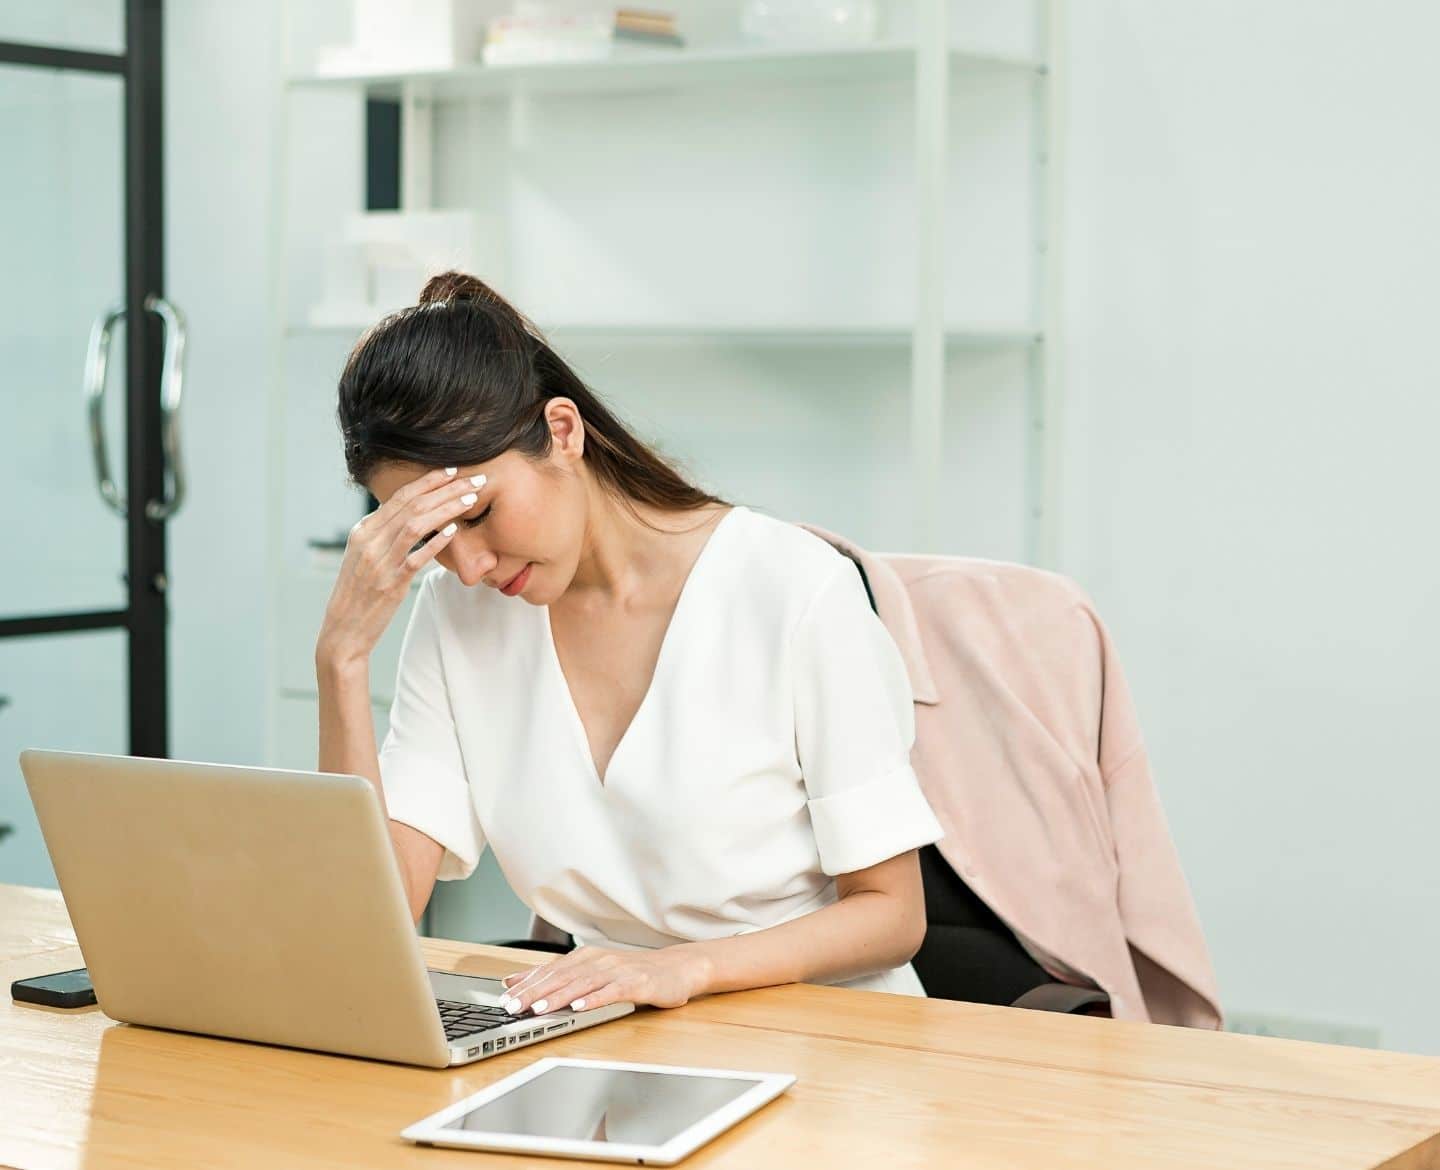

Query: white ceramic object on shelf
[738,0,879,46]
[309,210,507,329]
[316,0,509,74]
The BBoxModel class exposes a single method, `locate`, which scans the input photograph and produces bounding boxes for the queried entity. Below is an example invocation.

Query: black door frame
[0,0,169,758]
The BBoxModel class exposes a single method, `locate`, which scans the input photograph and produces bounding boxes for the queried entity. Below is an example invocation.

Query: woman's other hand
[499,945,713,1016]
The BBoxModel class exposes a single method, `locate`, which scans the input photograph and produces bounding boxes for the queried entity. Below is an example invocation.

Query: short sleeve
[378,572,485,881]
[793,560,944,876]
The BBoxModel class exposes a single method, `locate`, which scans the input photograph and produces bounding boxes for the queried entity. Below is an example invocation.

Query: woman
[316,271,943,1019]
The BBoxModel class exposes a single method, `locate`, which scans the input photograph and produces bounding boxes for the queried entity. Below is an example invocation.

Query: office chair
[911,842,1110,1015]
[490,937,571,954]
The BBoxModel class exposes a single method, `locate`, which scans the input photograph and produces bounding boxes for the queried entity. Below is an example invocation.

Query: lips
[499,564,532,597]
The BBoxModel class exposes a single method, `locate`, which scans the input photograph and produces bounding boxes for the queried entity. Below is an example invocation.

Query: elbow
[891,883,929,966]
[838,868,929,970]
[397,865,431,928]
[834,852,929,971]
[897,915,927,967]
[404,873,433,928]
[893,877,929,965]
[874,897,927,970]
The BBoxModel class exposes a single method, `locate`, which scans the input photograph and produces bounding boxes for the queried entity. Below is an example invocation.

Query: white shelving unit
[290,318,1041,348]
[290,40,1042,100]
[265,0,1062,938]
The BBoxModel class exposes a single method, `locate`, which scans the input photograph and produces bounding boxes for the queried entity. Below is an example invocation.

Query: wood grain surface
[3,885,1437,1170]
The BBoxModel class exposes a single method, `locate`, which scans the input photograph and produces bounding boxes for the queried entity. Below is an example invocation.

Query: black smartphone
[11,966,97,1009]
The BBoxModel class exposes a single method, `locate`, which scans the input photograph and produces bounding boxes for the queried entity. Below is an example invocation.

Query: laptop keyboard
[437,997,528,1042]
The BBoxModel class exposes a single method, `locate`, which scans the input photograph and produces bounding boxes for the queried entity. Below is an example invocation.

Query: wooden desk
[2,884,1438,1169]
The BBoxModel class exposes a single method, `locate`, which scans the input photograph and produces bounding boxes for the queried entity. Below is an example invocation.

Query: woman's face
[367,411,589,606]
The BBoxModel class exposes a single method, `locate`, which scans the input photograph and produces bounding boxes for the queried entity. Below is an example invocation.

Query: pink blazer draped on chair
[801,525,1223,1028]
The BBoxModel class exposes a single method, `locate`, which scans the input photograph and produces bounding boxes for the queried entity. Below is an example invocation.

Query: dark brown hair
[337,271,724,517]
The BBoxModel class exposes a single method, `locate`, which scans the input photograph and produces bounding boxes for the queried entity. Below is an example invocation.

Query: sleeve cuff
[378,754,483,882]
[806,762,945,876]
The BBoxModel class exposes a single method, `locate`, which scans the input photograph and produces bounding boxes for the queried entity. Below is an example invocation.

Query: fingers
[403,522,458,573]
[564,982,624,1013]
[375,465,462,520]
[503,952,606,1015]
[358,472,485,570]
[350,467,454,546]
[501,948,689,1013]
[501,964,545,991]
[531,975,624,1016]
[383,483,481,567]
[356,468,483,542]
[502,958,571,1008]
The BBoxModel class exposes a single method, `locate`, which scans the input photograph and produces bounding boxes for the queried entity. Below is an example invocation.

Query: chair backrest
[837,550,1114,1014]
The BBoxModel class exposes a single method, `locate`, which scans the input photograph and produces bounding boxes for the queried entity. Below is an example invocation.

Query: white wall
[1058,1,1440,1053]
[164,2,281,767]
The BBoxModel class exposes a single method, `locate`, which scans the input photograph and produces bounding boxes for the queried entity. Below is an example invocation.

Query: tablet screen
[438,1065,765,1146]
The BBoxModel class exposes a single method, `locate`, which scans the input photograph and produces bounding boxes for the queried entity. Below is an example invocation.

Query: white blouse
[378,505,944,996]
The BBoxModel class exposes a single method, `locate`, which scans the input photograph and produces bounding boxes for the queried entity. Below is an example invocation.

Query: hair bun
[418,269,547,342]
[418,269,498,307]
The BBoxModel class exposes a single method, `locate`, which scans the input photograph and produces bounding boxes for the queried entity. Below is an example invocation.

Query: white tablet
[401,1057,797,1165]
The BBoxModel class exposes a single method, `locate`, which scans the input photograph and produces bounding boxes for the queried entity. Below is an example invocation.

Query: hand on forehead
[370,461,494,505]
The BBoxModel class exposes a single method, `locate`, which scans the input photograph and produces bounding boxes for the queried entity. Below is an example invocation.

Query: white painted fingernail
[532,999,548,1014]
[470,474,486,487]
[502,997,518,1013]
[570,998,586,1011]
[460,492,477,505]
[440,522,457,537]
[444,467,457,476]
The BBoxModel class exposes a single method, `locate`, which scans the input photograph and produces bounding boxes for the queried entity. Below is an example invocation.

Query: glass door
[0,1,176,887]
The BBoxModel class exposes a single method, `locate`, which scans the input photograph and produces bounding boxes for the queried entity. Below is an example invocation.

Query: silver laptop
[18,749,633,1067]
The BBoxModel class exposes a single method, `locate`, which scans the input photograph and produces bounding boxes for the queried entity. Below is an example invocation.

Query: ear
[544,398,585,464]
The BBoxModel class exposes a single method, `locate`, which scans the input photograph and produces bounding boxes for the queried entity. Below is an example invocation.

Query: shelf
[287,42,1046,102]
[547,323,1043,349]
[288,318,1042,349]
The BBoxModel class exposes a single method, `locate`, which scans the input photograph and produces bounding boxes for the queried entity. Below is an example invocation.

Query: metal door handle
[84,295,188,521]
[0,693,12,842]
[84,303,127,517]
[144,295,187,521]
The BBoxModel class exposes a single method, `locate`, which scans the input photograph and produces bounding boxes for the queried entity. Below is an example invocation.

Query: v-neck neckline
[542,506,744,789]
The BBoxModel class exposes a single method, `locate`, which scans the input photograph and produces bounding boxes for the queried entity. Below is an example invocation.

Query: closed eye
[413,504,491,553]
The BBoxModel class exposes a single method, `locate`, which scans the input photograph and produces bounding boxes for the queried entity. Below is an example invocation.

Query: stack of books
[614,8,683,47]
[483,6,684,64]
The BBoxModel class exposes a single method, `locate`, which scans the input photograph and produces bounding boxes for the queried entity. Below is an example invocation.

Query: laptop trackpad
[428,969,512,1007]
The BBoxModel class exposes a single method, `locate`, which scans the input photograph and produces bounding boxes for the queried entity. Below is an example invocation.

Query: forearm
[682,889,925,998]
[317,656,434,922]
[316,656,386,809]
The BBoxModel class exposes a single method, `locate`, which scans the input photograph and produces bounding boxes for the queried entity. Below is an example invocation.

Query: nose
[442,534,498,588]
